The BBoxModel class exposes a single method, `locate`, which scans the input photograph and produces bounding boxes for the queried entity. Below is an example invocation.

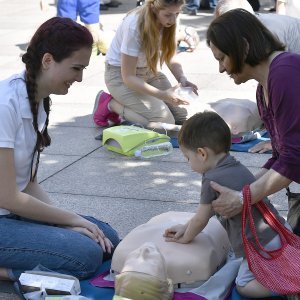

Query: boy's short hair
[178,111,231,154]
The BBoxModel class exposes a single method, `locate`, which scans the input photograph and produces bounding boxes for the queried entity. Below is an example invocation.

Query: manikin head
[114,242,173,300]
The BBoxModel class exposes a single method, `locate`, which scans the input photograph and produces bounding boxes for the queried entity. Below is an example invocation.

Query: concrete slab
[43,126,100,156]
[48,193,199,238]
[38,153,83,182]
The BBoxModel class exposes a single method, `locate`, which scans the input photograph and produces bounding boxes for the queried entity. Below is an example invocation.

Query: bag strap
[241,185,287,258]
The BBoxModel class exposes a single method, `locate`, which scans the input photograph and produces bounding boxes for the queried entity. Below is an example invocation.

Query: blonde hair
[133,0,184,74]
[115,272,174,300]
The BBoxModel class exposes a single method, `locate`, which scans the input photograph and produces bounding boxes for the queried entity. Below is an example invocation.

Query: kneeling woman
[94,0,198,130]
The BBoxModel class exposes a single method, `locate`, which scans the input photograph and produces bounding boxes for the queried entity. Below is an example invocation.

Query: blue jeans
[210,0,217,7]
[186,0,200,11]
[0,214,119,280]
[57,0,100,24]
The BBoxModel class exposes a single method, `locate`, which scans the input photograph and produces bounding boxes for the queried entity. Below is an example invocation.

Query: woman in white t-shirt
[0,17,119,281]
[93,0,198,130]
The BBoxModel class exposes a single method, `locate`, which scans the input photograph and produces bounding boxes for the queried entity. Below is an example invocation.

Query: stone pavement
[0,0,285,298]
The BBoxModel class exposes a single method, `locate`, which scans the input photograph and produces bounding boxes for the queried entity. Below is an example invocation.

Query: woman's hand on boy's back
[210,181,242,218]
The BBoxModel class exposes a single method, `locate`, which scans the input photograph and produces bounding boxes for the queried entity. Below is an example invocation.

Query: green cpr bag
[102,126,170,156]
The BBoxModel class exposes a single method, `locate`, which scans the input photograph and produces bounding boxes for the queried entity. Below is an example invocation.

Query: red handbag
[242,185,300,294]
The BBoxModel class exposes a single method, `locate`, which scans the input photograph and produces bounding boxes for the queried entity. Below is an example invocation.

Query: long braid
[21,16,92,181]
[22,48,50,181]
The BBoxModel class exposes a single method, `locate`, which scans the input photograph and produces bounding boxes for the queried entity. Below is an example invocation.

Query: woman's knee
[76,241,104,279]
[236,281,272,298]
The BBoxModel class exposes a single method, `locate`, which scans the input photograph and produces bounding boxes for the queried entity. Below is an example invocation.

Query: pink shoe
[108,112,121,125]
[93,90,112,127]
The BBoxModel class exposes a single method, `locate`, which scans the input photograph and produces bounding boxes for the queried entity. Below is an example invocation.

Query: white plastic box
[19,271,81,295]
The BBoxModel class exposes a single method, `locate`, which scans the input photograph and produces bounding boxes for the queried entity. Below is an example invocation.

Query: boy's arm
[164,204,213,244]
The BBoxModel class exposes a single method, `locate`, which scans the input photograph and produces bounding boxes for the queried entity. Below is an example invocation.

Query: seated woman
[0,17,119,281]
[93,0,198,131]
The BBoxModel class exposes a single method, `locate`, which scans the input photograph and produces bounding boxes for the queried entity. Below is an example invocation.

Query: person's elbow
[0,188,19,211]
[121,72,135,88]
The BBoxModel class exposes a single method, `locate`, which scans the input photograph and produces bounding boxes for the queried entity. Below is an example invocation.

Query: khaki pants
[105,63,187,126]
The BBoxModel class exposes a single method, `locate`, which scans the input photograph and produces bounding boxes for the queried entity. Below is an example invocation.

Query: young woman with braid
[93,0,198,130]
[0,17,119,281]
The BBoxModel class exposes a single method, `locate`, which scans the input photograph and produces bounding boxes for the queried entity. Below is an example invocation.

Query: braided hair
[21,17,93,181]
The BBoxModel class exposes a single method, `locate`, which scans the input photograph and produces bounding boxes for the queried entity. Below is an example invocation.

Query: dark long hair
[21,17,93,181]
[206,9,285,73]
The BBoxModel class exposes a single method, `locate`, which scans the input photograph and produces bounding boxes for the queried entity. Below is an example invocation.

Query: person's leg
[236,259,272,298]
[78,0,99,24]
[0,181,52,280]
[78,0,109,55]
[105,64,176,126]
[0,214,119,280]
[56,0,78,20]
[236,229,288,298]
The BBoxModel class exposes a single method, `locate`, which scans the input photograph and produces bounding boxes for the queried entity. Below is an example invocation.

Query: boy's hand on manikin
[163,224,190,243]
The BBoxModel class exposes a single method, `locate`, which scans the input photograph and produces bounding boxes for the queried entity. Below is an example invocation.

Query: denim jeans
[0,214,119,280]
[186,0,200,11]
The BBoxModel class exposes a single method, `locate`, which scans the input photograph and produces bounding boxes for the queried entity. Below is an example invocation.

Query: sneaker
[93,91,122,126]
[93,90,112,127]
[188,8,197,15]
[108,112,121,125]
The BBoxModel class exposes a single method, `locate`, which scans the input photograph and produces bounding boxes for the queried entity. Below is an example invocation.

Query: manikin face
[210,42,249,85]
[121,242,167,281]
[41,47,91,96]
[115,242,173,300]
[155,4,181,28]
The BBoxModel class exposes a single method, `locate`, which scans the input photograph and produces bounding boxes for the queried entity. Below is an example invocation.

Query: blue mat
[80,260,114,300]
[171,135,271,154]
[80,261,255,300]
[230,136,271,153]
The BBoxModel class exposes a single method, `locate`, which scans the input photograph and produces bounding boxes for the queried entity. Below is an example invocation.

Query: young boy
[164,111,288,298]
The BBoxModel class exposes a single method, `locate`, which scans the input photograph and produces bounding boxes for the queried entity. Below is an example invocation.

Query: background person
[93,0,198,131]
[215,0,300,54]
[57,0,109,55]
[0,17,119,281]
[276,0,300,18]
[206,9,300,235]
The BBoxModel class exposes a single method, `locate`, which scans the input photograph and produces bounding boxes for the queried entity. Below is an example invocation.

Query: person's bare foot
[0,268,12,281]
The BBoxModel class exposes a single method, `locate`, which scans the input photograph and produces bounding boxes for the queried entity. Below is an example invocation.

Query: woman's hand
[179,76,198,95]
[248,141,272,153]
[210,181,242,218]
[63,217,113,253]
[162,85,190,106]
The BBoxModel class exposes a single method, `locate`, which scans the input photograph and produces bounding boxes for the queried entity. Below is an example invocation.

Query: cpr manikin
[112,212,231,286]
